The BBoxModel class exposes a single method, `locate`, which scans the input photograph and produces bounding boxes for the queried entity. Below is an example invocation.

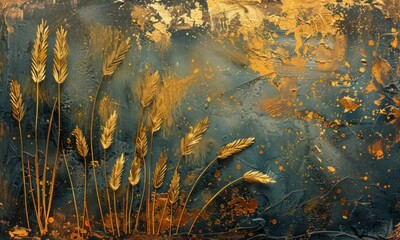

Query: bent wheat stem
[92,161,106,233]
[18,122,29,229]
[146,133,154,234]
[103,150,114,234]
[62,148,80,235]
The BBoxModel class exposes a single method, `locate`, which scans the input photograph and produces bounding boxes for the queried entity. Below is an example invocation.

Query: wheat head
[102,37,131,77]
[217,137,255,159]
[128,156,141,186]
[53,26,68,84]
[100,110,118,150]
[109,153,125,191]
[72,126,88,158]
[168,171,180,204]
[243,171,276,184]
[31,19,49,83]
[180,116,209,156]
[135,125,148,160]
[153,150,167,189]
[9,80,25,122]
[140,70,160,108]
[149,98,163,134]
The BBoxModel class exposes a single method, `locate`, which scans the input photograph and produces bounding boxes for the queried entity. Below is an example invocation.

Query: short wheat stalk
[72,126,90,234]
[101,111,118,235]
[151,150,167,234]
[31,19,48,234]
[128,156,141,234]
[9,80,29,229]
[109,153,125,237]
[157,171,179,236]
[188,171,275,235]
[176,137,255,233]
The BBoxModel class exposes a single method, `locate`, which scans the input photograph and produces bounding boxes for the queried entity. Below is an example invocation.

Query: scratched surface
[0,0,400,239]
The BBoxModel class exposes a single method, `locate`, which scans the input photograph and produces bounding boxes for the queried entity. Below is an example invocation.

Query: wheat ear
[45,26,70,232]
[9,80,29,229]
[109,153,125,237]
[102,37,131,76]
[176,137,255,233]
[135,125,148,232]
[188,171,276,235]
[140,70,160,108]
[31,19,48,234]
[151,150,167,234]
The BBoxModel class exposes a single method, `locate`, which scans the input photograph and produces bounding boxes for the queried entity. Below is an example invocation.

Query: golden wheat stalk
[102,37,131,76]
[72,126,90,233]
[217,138,255,159]
[140,70,160,108]
[31,19,49,84]
[9,80,24,122]
[9,80,29,229]
[101,110,118,150]
[176,137,256,233]
[188,171,276,235]
[109,153,125,237]
[180,116,209,157]
[152,151,167,234]
[44,26,70,232]
[243,170,276,184]
[31,19,49,235]
[52,26,68,84]
[103,149,115,235]
[128,156,141,234]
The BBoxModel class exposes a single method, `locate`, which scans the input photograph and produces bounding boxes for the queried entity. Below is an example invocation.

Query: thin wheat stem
[156,198,168,236]
[34,81,43,233]
[124,185,129,234]
[45,84,62,230]
[176,156,218,233]
[113,191,120,237]
[134,108,144,232]
[26,157,40,230]
[188,177,243,235]
[128,186,135,234]
[18,122,30,229]
[92,162,106,233]
[103,149,114,235]
[151,189,157,234]
[146,133,154,234]
[42,98,56,230]
[82,156,88,233]
[169,202,173,236]
[61,148,80,236]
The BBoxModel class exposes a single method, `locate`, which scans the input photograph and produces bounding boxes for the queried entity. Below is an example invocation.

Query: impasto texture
[0,0,400,239]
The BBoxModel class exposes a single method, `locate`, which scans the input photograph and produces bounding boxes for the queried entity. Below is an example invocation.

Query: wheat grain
[243,171,276,184]
[180,116,209,156]
[140,70,160,108]
[168,171,180,204]
[153,151,167,189]
[102,37,131,76]
[109,153,125,191]
[53,26,68,84]
[9,80,25,122]
[128,156,141,186]
[72,126,88,158]
[217,137,255,159]
[31,19,49,83]
[135,126,148,159]
[100,110,118,150]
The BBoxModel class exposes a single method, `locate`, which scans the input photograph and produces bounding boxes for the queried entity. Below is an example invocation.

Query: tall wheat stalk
[109,153,125,237]
[128,156,141,234]
[9,80,29,229]
[151,150,167,234]
[100,110,118,234]
[176,137,255,233]
[44,26,69,232]
[188,171,276,235]
[61,148,80,236]
[88,38,130,233]
[157,171,179,236]
[72,126,90,234]
[31,19,48,234]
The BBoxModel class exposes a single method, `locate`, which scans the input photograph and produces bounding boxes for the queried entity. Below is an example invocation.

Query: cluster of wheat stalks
[9,20,276,238]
